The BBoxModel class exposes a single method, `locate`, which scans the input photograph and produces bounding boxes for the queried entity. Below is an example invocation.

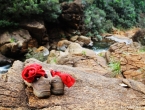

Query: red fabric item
[22,64,46,83]
[50,70,75,88]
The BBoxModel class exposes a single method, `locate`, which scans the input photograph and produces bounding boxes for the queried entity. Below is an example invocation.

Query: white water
[93,35,133,54]
[106,36,133,45]
[0,65,11,74]
[93,47,108,54]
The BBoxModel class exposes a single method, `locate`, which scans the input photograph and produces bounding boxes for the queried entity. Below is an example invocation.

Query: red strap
[51,70,75,88]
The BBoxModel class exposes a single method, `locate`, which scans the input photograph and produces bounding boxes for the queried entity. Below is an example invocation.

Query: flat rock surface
[0,60,28,109]
[24,58,145,110]
[0,58,145,109]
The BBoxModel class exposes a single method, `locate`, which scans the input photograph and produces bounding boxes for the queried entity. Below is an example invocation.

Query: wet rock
[0,53,14,66]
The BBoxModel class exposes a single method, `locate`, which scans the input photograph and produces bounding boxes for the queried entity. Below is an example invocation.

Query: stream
[0,36,133,74]
[92,35,133,54]
[0,64,11,74]
[92,41,110,54]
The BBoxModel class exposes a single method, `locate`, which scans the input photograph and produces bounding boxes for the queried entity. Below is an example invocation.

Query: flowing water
[92,36,133,54]
[0,64,11,74]
[0,36,132,74]
[92,41,111,54]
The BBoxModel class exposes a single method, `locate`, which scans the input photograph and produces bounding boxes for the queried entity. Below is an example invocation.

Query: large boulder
[1,58,145,109]
[106,42,145,82]
[58,1,84,37]
[60,2,83,30]
[0,53,14,66]
[0,60,27,109]
[132,28,145,45]
[20,20,49,45]
[48,42,114,75]
[0,29,37,58]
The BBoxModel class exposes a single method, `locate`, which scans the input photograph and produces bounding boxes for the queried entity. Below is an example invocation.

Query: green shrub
[106,0,136,28]
[0,20,18,28]
[82,50,86,56]
[137,13,145,28]
[108,60,121,77]
[25,48,47,62]
[84,4,112,41]
[0,0,62,28]
[9,37,17,43]
[139,46,145,53]
[50,57,57,64]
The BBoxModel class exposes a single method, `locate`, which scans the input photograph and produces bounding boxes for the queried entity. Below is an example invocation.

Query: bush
[0,20,18,28]
[25,48,47,62]
[137,13,145,28]
[83,4,113,41]
[109,60,121,77]
[106,0,136,28]
[0,0,62,28]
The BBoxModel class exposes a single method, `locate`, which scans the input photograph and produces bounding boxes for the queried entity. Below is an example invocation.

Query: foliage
[82,0,139,30]
[9,37,17,43]
[137,13,145,28]
[109,0,136,28]
[0,20,18,28]
[83,4,113,41]
[133,0,145,13]
[1,0,145,33]
[82,50,86,56]
[0,0,61,28]
[98,52,103,57]
[25,48,47,62]
[50,57,57,64]
[108,59,121,77]
[138,46,145,53]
